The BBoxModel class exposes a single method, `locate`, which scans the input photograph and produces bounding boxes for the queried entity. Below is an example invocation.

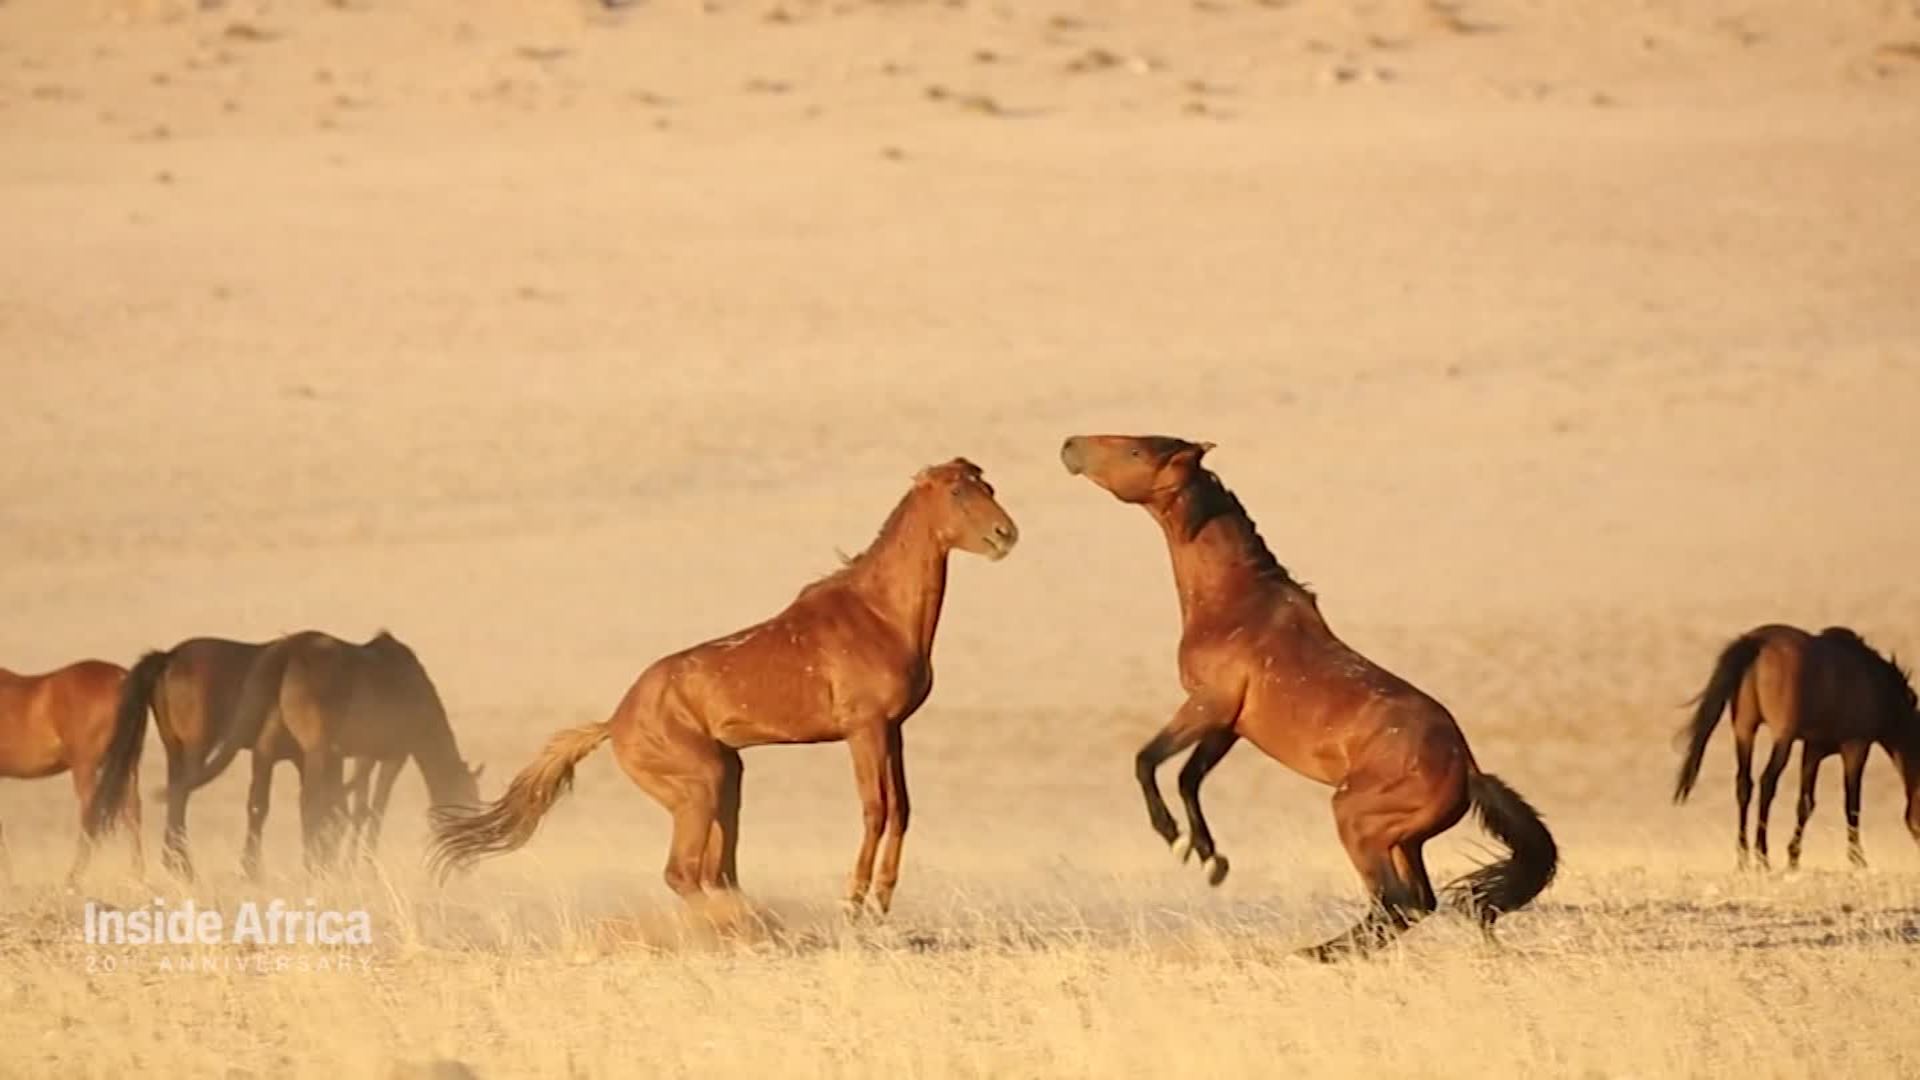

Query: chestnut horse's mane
[1180,467,1302,590]
[1819,626,1920,718]
[824,459,984,576]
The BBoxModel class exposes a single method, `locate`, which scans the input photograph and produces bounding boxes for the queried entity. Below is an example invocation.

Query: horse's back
[154,637,272,744]
[280,632,444,757]
[1738,624,1892,743]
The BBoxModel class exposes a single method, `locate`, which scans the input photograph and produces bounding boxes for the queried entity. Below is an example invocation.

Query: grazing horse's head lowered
[1059,435,1215,505]
[916,458,1019,560]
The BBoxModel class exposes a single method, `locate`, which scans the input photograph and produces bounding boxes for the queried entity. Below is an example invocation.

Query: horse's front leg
[360,758,405,862]
[843,726,890,917]
[1135,694,1233,856]
[1177,728,1239,886]
[298,750,346,875]
[872,726,911,915]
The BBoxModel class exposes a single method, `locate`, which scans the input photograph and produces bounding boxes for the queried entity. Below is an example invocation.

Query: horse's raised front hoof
[1169,833,1192,863]
[1201,854,1230,887]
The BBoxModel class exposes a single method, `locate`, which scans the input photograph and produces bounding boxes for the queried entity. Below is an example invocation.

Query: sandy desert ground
[4,0,1920,1075]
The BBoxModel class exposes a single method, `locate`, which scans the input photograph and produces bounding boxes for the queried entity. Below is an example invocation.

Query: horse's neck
[848,495,951,659]
[1154,488,1310,632]
[410,714,468,803]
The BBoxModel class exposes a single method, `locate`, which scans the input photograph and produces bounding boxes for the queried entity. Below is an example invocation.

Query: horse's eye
[951,484,965,496]
[1130,449,1142,458]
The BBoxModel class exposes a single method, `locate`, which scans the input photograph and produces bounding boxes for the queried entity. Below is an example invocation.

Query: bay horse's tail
[85,649,169,837]
[1442,772,1558,927]
[426,722,611,882]
[1672,633,1766,803]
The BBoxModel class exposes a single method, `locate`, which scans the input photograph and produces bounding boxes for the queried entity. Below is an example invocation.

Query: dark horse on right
[1060,435,1558,961]
[1674,623,1920,869]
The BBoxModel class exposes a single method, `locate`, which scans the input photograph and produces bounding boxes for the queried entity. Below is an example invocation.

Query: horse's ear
[1171,441,1215,467]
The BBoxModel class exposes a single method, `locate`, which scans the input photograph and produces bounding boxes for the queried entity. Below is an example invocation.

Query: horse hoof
[1169,834,1192,863]
[1202,854,1230,887]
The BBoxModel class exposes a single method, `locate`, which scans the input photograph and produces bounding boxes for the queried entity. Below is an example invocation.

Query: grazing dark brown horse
[1060,435,1557,961]
[88,637,278,880]
[210,629,483,873]
[0,661,142,883]
[1673,624,1920,869]
[430,459,1017,914]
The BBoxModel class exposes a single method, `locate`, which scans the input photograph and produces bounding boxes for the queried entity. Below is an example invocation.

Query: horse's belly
[1238,723,1342,787]
[0,735,68,779]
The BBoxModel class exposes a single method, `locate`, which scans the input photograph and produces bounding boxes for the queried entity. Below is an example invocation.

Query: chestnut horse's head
[916,458,1018,560]
[1059,434,1214,504]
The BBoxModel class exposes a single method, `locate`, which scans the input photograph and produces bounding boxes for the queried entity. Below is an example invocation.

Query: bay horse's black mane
[1820,626,1919,718]
[1181,467,1302,590]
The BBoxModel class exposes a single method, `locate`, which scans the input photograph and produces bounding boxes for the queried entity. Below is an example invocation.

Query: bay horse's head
[1878,650,1920,842]
[1059,434,1214,504]
[915,458,1019,560]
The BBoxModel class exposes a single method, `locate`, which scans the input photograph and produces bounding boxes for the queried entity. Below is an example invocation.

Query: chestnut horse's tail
[1672,633,1766,804]
[84,649,169,837]
[1442,772,1558,926]
[426,721,611,882]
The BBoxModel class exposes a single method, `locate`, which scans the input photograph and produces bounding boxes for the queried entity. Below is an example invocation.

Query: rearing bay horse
[1060,435,1557,960]
[1673,623,1920,869]
[430,459,1018,914]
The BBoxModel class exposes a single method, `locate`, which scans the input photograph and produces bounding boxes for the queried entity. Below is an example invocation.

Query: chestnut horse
[209,629,483,873]
[87,637,278,880]
[1060,435,1557,960]
[0,661,141,883]
[1673,624,1920,869]
[430,459,1017,914]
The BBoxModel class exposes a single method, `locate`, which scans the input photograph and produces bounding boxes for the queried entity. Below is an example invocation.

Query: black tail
[85,649,168,836]
[188,636,295,791]
[1442,772,1558,927]
[1672,634,1765,803]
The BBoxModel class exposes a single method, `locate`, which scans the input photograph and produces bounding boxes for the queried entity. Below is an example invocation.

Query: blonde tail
[427,722,611,882]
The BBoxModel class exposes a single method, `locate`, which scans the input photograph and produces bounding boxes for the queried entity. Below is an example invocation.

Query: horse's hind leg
[1302,785,1431,963]
[1840,741,1870,868]
[613,733,721,908]
[65,764,99,887]
[1733,726,1757,868]
[243,753,276,881]
[1753,739,1794,869]
[1176,729,1238,886]
[701,747,744,892]
[1787,746,1826,870]
[162,745,195,882]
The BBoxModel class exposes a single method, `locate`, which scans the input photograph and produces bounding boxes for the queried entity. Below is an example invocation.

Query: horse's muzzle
[1059,438,1086,475]
[986,522,1019,559]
